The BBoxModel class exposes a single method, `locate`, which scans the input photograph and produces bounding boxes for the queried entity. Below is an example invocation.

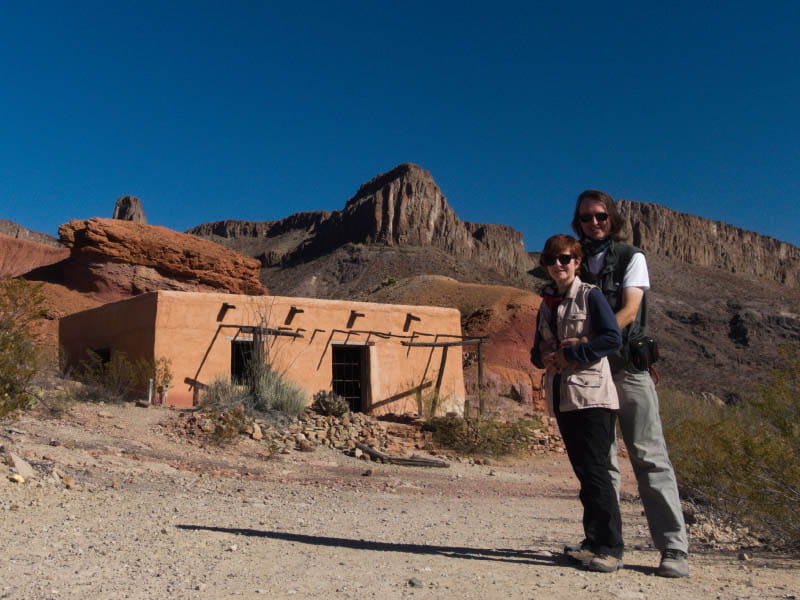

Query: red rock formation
[0,233,70,278]
[57,218,266,301]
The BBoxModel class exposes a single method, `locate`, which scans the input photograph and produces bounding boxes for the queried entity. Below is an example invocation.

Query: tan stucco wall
[60,291,467,415]
[59,293,157,372]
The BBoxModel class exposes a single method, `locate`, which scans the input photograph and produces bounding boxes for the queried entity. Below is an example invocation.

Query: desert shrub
[205,405,253,445]
[662,345,800,546]
[248,364,306,416]
[312,390,349,417]
[0,279,46,418]
[426,414,544,456]
[201,376,249,410]
[201,364,306,419]
[72,350,153,403]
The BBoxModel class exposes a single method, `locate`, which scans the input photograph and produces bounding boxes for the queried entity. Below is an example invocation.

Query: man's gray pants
[609,368,688,553]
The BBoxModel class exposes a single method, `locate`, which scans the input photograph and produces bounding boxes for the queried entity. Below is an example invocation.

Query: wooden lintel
[401,337,489,348]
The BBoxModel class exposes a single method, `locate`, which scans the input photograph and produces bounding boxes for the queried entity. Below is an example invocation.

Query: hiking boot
[563,543,595,564]
[657,549,689,578]
[586,554,623,573]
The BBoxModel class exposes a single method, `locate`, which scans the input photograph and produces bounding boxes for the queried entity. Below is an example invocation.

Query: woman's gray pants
[609,368,689,553]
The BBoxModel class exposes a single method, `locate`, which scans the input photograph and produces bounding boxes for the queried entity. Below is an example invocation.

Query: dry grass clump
[425,414,544,457]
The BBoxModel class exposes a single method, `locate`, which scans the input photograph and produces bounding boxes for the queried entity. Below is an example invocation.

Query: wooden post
[478,342,485,416]
[432,346,448,417]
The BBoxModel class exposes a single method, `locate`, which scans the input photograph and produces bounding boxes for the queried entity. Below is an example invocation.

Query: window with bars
[331,345,368,412]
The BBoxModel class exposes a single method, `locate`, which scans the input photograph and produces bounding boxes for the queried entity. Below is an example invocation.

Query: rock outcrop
[189,164,534,282]
[0,219,61,247]
[113,196,147,224]
[0,233,70,278]
[54,218,266,301]
[618,200,800,289]
[189,212,329,265]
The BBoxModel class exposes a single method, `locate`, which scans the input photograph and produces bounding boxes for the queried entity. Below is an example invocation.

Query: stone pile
[176,409,402,458]
[176,408,564,460]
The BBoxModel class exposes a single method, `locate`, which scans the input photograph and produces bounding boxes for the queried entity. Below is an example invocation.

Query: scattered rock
[7,452,37,480]
[408,577,425,588]
[8,473,25,484]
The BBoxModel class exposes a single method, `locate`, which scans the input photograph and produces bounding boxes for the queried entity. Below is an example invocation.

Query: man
[565,189,689,578]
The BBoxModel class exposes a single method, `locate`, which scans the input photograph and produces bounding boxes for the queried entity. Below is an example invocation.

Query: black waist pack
[629,336,660,371]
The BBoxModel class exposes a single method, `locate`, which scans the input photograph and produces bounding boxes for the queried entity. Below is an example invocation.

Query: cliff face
[618,200,800,289]
[189,164,534,281]
[0,219,61,247]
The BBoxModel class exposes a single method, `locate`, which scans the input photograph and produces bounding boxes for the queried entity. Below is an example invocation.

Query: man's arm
[616,286,644,329]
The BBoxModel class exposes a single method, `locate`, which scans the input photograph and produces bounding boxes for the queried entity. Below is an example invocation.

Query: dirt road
[1,404,797,600]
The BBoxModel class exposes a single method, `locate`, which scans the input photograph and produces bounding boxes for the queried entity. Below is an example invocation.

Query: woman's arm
[530,311,545,369]
[561,288,622,363]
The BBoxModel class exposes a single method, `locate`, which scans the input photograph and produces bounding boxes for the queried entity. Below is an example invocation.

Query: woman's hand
[543,349,570,373]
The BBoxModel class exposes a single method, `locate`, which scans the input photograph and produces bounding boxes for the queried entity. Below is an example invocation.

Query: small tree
[0,278,46,417]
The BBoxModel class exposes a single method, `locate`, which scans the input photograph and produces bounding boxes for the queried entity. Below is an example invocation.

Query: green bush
[203,405,253,446]
[0,279,46,418]
[426,414,544,456]
[662,344,800,546]
[200,363,306,419]
[248,364,306,416]
[312,390,349,417]
[72,350,167,404]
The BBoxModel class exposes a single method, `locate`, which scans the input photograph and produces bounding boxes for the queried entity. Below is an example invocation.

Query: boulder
[57,218,266,301]
[113,196,147,224]
[510,382,533,405]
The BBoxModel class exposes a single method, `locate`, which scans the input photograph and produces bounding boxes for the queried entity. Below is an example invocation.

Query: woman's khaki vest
[537,277,619,414]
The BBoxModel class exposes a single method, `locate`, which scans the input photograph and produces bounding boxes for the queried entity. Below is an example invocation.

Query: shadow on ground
[177,524,571,567]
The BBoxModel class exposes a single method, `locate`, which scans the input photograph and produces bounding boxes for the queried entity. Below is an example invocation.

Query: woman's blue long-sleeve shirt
[531,287,621,368]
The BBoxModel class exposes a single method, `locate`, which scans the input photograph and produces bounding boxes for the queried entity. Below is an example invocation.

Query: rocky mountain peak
[113,196,147,224]
[189,163,534,283]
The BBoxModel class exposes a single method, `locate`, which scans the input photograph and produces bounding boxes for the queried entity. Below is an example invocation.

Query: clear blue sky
[1,1,798,249]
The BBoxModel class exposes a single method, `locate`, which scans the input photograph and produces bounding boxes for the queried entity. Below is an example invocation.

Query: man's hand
[560,337,587,347]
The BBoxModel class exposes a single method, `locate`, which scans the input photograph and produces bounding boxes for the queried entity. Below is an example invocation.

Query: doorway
[331,345,370,412]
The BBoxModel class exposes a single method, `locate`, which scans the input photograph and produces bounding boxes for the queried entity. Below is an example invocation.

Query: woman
[530,234,624,572]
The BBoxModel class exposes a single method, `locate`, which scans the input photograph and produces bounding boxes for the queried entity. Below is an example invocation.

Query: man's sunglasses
[542,254,575,266]
[579,212,609,223]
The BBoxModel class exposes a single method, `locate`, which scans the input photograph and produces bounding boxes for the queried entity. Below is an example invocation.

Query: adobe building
[59,291,468,415]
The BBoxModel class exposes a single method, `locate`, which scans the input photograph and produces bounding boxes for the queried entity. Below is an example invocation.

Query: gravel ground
[1,403,798,600]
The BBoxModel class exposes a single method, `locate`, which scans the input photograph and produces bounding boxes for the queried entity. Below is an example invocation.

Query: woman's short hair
[570,189,626,241]
[539,234,582,268]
